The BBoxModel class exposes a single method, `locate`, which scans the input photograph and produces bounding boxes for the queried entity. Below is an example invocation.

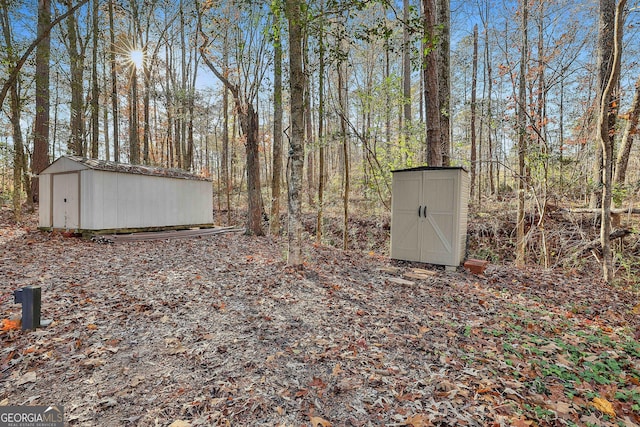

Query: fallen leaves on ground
[0,211,639,425]
[1,318,20,331]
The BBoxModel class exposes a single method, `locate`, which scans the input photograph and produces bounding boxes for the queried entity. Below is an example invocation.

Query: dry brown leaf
[16,371,37,386]
[168,421,191,427]
[331,363,343,376]
[169,344,187,354]
[405,414,432,426]
[591,397,616,418]
[309,416,332,427]
[510,418,534,427]
[550,401,574,417]
[580,413,604,426]
[130,375,145,387]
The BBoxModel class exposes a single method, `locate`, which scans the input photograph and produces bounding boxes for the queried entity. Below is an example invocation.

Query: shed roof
[391,165,468,173]
[41,156,211,181]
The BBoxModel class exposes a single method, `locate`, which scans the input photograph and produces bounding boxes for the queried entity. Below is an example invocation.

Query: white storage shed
[38,156,213,233]
[390,166,469,267]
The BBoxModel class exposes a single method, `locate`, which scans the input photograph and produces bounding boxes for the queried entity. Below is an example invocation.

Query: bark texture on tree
[90,0,99,159]
[437,0,450,166]
[402,0,411,137]
[470,24,478,199]
[613,72,640,188]
[271,7,283,236]
[339,62,349,250]
[316,3,326,244]
[67,0,85,157]
[423,0,442,166]
[32,0,51,203]
[516,0,529,268]
[285,0,305,267]
[590,0,616,209]
[109,0,119,162]
[599,0,626,282]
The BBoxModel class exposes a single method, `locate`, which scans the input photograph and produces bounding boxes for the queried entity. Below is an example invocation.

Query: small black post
[13,286,42,330]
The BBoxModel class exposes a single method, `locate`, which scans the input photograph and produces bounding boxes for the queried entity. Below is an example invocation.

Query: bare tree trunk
[109,0,119,162]
[103,64,110,161]
[599,0,625,282]
[516,0,529,268]
[339,61,349,250]
[143,65,151,164]
[423,0,442,166]
[187,42,199,171]
[179,2,187,169]
[483,0,495,195]
[402,0,411,140]
[67,0,84,157]
[613,72,640,188]
[285,0,305,267]
[222,35,231,225]
[384,37,391,151]
[316,2,325,244]
[90,0,99,159]
[304,33,314,205]
[32,0,51,203]
[1,2,27,220]
[271,6,283,236]
[200,43,264,235]
[10,84,25,222]
[470,24,478,200]
[129,69,140,164]
[590,0,615,209]
[437,0,450,165]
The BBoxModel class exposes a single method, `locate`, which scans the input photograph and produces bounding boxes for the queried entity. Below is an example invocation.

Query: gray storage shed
[38,156,213,233]
[390,166,469,266]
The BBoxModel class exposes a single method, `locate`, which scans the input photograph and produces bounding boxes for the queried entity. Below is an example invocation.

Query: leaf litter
[1,213,639,426]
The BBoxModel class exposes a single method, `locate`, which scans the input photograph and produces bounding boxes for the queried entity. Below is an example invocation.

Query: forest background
[0,0,639,283]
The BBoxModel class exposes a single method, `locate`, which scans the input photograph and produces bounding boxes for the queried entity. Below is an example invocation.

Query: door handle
[423,206,427,217]
[418,205,422,217]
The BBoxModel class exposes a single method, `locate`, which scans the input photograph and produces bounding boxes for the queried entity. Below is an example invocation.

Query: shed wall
[81,170,213,230]
[38,174,52,228]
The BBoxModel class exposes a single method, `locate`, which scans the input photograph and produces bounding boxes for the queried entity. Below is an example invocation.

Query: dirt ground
[1,207,639,426]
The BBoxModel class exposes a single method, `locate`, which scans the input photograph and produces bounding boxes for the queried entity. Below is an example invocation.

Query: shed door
[420,170,457,265]
[53,173,80,230]
[390,172,423,262]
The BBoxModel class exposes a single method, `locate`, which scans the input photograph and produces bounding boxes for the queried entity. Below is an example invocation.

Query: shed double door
[391,168,467,266]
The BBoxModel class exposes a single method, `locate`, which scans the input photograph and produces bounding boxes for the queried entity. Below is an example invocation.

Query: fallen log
[576,228,636,255]
[557,207,640,215]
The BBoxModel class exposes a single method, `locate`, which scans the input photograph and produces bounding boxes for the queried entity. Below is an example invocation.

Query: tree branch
[0,0,90,108]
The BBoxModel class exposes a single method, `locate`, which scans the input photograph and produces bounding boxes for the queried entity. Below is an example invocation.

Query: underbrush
[7,190,640,287]
[287,194,640,288]
[466,197,640,289]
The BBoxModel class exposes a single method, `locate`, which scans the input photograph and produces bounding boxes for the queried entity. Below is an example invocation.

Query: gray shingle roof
[63,156,211,181]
